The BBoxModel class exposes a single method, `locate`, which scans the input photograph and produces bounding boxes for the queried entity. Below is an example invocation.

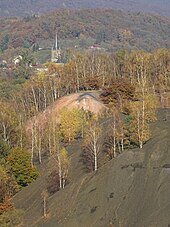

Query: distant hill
[0,9,170,55]
[0,0,170,18]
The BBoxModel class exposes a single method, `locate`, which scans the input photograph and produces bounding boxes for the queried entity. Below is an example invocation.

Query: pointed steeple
[51,31,61,63]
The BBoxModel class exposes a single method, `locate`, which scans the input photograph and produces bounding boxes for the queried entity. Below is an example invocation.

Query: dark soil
[14,109,170,227]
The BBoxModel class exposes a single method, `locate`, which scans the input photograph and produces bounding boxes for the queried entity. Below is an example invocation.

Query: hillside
[0,9,170,55]
[0,0,170,18]
[0,42,170,226]
[14,108,170,226]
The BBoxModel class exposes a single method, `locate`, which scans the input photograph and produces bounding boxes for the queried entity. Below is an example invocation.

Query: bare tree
[83,118,102,171]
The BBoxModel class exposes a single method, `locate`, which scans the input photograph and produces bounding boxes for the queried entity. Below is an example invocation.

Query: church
[51,32,61,63]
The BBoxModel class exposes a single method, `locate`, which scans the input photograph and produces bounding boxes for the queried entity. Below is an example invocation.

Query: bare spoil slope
[47,91,108,116]
[26,91,108,134]
[0,0,170,18]
[14,109,170,227]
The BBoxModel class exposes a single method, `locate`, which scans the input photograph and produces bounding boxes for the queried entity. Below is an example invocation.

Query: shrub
[0,140,10,160]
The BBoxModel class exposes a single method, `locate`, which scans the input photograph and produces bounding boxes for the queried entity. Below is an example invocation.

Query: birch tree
[129,93,157,148]
[104,113,125,159]
[47,114,70,189]
[0,100,18,147]
[60,147,70,189]
[83,118,101,171]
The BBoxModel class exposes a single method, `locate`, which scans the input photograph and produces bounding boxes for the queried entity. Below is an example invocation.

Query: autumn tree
[0,166,18,215]
[60,108,86,143]
[59,147,70,189]
[128,93,157,148]
[0,208,23,227]
[46,113,70,190]
[130,52,157,148]
[100,78,135,111]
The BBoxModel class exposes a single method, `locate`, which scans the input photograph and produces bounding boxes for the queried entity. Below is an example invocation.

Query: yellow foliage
[60,147,70,167]
[60,108,86,143]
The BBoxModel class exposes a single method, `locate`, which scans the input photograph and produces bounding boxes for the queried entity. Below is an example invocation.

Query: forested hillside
[0,0,170,18]
[0,4,170,226]
[0,9,170,56]
[0,48,170,225]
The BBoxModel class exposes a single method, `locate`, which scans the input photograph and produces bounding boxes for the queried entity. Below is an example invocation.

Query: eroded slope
[14,109,170,227]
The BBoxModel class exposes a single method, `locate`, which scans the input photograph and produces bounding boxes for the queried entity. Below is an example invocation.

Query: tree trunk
[121,138,124,152]
[31,87,38,112]
[2,122,8,143]
[19,115,23,149]
[58,149,62,189]
[43,195,47,218]
[38,127,42,164]
[48,132,52,155]
[93,131,98,171]
[113,114,116,157]
[31,123,34,168]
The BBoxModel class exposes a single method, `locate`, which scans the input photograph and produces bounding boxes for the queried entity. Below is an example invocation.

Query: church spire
[51,31,61,63]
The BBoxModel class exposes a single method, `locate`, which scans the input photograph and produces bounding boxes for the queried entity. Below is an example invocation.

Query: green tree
[14,50,35,79]
[7,148,39,187]
[0,35,10,52]
[0,140,10,160]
